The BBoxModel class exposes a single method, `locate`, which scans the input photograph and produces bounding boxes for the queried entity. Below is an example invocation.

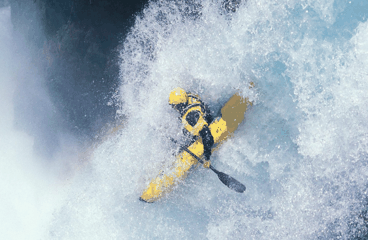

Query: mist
[0,4,81,239]
[0,0,147,238]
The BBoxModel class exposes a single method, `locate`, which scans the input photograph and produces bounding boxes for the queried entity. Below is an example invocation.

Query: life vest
[181,94,208,136]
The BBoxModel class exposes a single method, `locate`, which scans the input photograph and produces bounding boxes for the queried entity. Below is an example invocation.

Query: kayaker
[169,87,214,163]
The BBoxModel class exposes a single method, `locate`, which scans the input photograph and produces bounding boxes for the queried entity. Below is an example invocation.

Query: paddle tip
[234,185,246,193]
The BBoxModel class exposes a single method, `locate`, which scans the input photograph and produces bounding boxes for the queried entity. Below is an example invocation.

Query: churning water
[2,0,368,239]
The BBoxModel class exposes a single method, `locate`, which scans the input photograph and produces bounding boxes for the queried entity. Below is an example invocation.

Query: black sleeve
[200,103,213,124]
[199,125,214,160]
[186,110,200,127]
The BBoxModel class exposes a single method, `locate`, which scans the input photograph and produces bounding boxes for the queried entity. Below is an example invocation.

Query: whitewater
[2,0,368,239]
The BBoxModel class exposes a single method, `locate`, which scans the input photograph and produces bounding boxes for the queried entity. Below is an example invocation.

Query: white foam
[0,6,69,240]
[49,1,368,239]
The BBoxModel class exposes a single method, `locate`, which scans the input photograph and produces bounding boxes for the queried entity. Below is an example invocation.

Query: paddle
[178,143,246,193]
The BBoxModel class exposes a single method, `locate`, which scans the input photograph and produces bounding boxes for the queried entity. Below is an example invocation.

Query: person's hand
[204,152,211,161]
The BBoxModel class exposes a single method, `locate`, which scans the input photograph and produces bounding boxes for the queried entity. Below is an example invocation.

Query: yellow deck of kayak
[140,93,252,202]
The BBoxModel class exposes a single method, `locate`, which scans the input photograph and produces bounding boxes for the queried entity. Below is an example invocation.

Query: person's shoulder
[187,92,201,100]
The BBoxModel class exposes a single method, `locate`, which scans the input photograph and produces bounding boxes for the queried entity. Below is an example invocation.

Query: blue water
[2,0,368,239]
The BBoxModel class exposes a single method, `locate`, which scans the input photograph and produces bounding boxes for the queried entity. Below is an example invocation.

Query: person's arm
[199,125,214,160]
[203,104,214,124]
[185,110,214,160]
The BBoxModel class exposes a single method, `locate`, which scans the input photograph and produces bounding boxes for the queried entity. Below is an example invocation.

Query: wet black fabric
[199,126,214,160]
[180,103,203,117]
[204,109,213,124]
[186,110,201,126]
[173,102,188,114]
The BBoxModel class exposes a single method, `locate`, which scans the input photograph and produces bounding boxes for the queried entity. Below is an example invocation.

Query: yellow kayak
[139,93,252,202]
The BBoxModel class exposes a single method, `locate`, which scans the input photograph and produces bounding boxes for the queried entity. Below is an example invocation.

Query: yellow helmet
[169,87,188,105]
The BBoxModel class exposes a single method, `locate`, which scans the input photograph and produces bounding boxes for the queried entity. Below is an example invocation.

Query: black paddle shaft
[180,145,246,193]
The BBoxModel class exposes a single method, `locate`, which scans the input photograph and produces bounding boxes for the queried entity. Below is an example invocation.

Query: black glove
[203,150,211,161]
